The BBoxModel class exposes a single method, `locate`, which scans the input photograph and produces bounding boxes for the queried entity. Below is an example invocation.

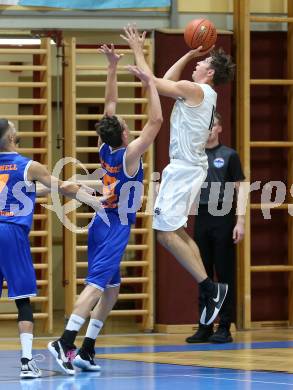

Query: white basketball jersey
[169,83,217,167]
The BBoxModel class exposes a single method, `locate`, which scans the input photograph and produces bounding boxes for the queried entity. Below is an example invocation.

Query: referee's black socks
[199,277,215,296]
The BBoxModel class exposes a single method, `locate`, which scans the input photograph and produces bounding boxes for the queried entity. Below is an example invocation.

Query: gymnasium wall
[154,30,289,325]
[250,31,288,322]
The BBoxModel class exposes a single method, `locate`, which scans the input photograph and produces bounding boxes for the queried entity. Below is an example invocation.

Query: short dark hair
[0,118,10,141]
[210,48,235,86]
[95,115,123,148]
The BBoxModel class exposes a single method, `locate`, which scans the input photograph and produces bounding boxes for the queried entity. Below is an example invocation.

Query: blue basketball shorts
[86,212,131,292]
[0,223,37,299]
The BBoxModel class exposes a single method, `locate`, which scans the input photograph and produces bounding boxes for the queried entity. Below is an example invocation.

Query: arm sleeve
[228,151,245,182]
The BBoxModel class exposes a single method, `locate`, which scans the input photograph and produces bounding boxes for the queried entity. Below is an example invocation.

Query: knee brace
[15,298,34,323]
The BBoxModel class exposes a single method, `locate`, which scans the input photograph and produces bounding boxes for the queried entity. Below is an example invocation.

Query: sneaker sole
[20,372,42,379]
[210,337,233,344]
[47,342,75,376]
[185,337,213,344]
[200,285,228,326]
[73,356,101,371]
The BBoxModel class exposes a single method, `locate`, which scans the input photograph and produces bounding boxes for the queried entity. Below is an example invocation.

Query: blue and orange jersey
[0,152,36,232]
[99,143,143,225]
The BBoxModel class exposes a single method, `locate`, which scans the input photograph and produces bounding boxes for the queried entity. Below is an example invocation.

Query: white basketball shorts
[152,159,207,231]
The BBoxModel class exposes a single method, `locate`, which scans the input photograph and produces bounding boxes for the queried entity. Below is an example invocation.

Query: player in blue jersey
[48,44,163,375]
[0,119,104,379]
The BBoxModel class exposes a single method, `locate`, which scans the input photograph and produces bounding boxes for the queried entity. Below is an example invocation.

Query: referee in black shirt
[186,112,245,344]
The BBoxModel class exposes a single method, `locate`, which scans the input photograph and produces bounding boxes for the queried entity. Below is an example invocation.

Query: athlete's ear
[217,123,223,134]
[7,131,15,144]
[207,68,215,79]
[122,129,128,143]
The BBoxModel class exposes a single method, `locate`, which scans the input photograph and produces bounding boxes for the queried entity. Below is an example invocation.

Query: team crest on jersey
[213,157,225,168]
[154,207,161,215]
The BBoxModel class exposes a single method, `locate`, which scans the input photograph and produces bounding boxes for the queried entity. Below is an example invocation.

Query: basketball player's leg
[154,163,228,325]
[154,162,208,280]
[0,224,41,378]
[73,224,128,372]
[15,298,41,378]
[176,227,208,276]
[48,216,108,375]
[186,214,215,343]
[157,226,228,325]
[73,283,120,371]
[157,228,207,282]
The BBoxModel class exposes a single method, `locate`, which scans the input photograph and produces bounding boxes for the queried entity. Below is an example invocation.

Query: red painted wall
[250,32,288,321]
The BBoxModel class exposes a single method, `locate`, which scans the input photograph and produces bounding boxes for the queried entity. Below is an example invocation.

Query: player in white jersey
[122,25,235,325]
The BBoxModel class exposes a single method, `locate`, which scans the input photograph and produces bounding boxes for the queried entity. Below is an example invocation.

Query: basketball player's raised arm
[98,44,123,116]
[121,25,202,103]
[163,46,213,81]
[27,161,104,211]
[124,66,163,176]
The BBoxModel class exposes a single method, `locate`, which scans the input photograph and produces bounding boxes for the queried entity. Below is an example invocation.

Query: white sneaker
[20,358,42,379]
[73,351,101,372]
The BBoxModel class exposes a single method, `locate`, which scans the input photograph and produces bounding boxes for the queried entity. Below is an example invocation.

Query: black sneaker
[209,326,233,343]
[73,348,101,371]
[20,358,42,379]
[200,283,228,325]
[48,340,76,375]
[185,325,214,343]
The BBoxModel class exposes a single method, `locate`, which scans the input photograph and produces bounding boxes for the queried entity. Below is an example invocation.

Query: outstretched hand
[188,45,215,58]
[126,65,151,86]
[120,23,146,51]
[98,43,123,65]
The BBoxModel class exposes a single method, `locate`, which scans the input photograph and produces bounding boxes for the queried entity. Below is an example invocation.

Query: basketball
[184,18,217,50]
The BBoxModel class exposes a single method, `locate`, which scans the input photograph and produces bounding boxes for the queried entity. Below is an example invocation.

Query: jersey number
[0,174,9,194]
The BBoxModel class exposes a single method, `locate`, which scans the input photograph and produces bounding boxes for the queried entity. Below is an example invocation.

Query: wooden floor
[1,326,293,389]
[1,326,293,373]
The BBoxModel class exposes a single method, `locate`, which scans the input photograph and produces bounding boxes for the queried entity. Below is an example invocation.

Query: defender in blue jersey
[48,44,163,375]
[0,119,103,379]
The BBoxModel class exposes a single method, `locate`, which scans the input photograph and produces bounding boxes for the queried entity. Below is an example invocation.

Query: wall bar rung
[76,81,142,87]
[250,141,293,147]
[251,203,290,210]
[76,98,148,104]
[0,48,47,54]
[0,313,48,320]
[0,98,47,104]
[250,79,293,85]
[18,132,47,137]
[250,16,293,23]
[76,114,148,120]
[76,48,148,54]
[251,265,293,272]
[0,82,47,88]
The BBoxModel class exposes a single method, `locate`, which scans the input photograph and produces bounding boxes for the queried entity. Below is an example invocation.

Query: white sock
[20,333,33,360]
[66,314,86,332]
[85,319,104,340]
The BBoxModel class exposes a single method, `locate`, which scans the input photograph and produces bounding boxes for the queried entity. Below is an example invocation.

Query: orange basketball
[184,19,217,51]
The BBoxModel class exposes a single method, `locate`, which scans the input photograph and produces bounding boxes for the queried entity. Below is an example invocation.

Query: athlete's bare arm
[27,161,103,210]
[121,25,205,105]
[163,46,213,82]
[36,183,50,196]
[99,44,123,117]
[124,66,163,177]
